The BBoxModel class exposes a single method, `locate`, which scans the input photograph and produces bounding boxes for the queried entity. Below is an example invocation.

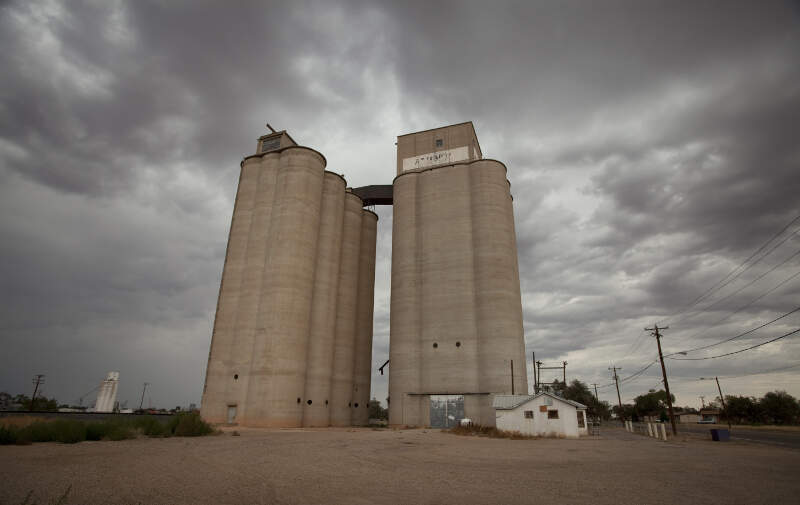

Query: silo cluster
[201,136,377,428]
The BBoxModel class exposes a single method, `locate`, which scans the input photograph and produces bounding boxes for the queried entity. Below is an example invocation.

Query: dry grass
[448,424,540,440]
[0,417,49,429]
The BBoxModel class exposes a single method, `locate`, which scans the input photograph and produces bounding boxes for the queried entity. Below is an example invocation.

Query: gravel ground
[1,426,798,505]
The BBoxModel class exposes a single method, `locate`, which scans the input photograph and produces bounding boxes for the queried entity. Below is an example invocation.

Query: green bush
[52,419,86,444]
[1,413,215,445]
[134,416,169,437]
[0,425,17,445]
[170,412,214,437]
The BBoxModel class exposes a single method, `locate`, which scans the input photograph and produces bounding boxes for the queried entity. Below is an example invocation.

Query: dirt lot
[1,426,798,505]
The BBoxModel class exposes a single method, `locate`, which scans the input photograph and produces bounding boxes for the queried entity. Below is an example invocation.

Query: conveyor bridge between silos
[352,185,393,206]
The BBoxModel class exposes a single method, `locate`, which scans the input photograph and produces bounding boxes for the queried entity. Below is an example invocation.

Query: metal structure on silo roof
[201,121,527,429]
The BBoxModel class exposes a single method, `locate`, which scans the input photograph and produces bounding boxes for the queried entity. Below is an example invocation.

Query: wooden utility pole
[562,361,568,383]
[510,360,515,395]
[30,374,45,411]
[647,324,677,436]
[609,367,624,426]
[138,382,150,410]
[591,383,599,400]
[532,352,537,393]
[536,360,542,389]
[702,376,732,430]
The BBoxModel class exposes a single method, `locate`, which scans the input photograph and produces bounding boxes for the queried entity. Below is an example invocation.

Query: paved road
[677,424,800,449]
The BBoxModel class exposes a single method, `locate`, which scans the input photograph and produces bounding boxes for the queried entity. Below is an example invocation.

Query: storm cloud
[1,0,799,409]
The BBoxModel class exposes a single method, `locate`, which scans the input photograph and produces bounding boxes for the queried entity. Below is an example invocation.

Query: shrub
[134,416,169,437]
[0,425,17,445]
[170,412,215,437]
[52,419,86,444]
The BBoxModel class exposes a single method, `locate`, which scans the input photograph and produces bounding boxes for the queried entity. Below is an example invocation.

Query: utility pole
[647,324,677,436]
[510,360,515,395]
[609,367,624,426]
[532,352,537,393]
[701,376,731,430]
[535,360,542,390]
[138,382,149,410]
[591,383,599,400]
[562,361,568,383]
[30,374,45,411]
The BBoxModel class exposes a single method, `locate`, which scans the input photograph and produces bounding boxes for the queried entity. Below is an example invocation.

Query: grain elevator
[201,122,527,428]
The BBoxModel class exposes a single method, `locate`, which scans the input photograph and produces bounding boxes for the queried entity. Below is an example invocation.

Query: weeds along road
[2,427,800,505]
[677,423,800,449]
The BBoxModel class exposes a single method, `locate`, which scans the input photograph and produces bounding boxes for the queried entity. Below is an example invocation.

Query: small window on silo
[435,139,443,147]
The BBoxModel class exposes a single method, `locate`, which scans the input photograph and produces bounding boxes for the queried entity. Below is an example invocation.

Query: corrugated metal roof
[493,392,588,410]
[492,395,533,410]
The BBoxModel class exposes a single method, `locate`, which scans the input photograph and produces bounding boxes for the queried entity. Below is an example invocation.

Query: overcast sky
[1,0,799,411]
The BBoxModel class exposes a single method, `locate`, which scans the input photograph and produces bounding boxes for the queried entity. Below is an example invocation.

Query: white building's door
[227,405,237,424]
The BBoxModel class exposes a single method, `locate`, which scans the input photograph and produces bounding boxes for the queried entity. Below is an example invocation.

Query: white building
[94,371,120,413]
[493,392,588,438]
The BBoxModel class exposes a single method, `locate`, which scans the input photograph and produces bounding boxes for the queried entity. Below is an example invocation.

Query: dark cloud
[1,0,799,409]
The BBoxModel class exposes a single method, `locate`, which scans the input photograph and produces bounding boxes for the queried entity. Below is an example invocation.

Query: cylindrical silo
[418,165,480,396]
[470,160,528,395]
[302,172,346,427]
[201,156,262,424]
[329,192,364,426]
[243,147,326,427]
[226,154,280,422]
[388,174,423,426]
[351,210,378,426]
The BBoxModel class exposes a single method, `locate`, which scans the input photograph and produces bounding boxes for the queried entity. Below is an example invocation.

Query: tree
[13,394,58,411]
[368,398,388,420]
[560,379,611,420]
[723,395,760,425]
[633,389,674,420]
[759,391,800,425]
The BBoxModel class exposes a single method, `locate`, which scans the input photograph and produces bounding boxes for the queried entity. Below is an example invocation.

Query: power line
[720,363,800,379]
[667,305,800,356]
[667,328,800,361]
[660,213,800,325]
[673,247,800,325]
[673,268,800,344]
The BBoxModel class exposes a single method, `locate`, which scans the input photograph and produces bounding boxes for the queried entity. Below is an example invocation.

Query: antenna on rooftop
[266,123,277,133]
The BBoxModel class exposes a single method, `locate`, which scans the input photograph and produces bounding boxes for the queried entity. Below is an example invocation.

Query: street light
[700,376,731,430]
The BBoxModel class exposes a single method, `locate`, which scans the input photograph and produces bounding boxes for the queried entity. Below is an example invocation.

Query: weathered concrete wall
[302,173,346,427]
[329,193,364,426]
[389,159,528,427]
[351,210,378,425]
[202,145,377,428]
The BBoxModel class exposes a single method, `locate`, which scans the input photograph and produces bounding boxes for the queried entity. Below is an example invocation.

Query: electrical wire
[720,363,800,379]
[673,247,800,325]
[673,268,800,343]
[666,305,800,356]
[666,328,800,361]
[659,213,800,325]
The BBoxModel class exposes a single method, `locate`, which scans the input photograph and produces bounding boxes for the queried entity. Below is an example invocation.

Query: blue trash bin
[710,429,730,441]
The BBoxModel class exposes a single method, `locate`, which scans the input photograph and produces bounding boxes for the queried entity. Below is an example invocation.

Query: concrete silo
[201,130,378,427]
[389,122,528,427]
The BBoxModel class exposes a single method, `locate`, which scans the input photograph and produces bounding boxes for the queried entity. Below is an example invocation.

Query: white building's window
[524,410,533,419]
[577,411,585,427]
[548,410,559,419]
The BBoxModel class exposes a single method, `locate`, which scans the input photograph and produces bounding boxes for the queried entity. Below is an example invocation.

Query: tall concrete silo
[329,193,364,426]
[351,210,378,425]
[201,130,378,428]
[94,371,119,413]
[389,122,528,427]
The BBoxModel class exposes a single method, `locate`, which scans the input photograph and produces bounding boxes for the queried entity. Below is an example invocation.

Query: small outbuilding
[493,392,588,438]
